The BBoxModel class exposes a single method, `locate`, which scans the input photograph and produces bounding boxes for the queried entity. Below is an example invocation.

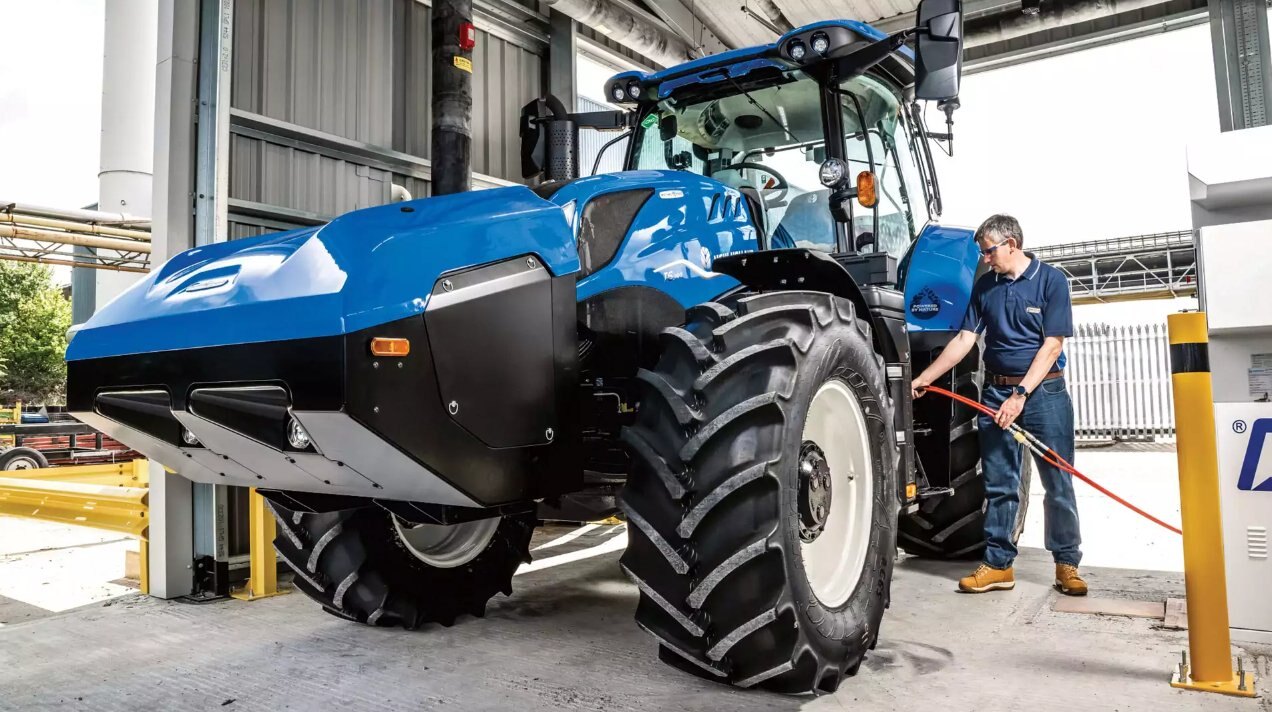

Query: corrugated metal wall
[227,0,544,237]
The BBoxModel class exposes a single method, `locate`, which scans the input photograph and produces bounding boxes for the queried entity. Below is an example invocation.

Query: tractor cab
[621,55,937,264]
[522,6,964,277]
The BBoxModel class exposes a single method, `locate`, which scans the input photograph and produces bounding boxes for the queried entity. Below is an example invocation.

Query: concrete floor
[1,448,1268,710]
[1,528,1268,711]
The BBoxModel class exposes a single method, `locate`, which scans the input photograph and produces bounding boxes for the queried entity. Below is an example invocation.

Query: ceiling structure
[596,0,1212,70]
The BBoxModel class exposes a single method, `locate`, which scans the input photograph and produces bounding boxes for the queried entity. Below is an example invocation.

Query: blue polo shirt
[959,254,1072,376]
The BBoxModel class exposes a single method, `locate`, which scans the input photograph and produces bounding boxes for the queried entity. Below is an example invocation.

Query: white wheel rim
[392,515,500,569]
[5,457,38,470]
[799,379,874,609]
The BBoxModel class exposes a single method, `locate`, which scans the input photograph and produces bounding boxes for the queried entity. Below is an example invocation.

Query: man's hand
[911,375,931,399]
[995,393,1025,429]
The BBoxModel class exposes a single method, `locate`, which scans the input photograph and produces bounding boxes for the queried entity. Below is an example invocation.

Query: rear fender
[712,249,904,362]
[898,223,981,334]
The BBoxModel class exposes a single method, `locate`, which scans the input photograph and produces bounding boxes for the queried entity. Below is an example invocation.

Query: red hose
[920,384,1182,535]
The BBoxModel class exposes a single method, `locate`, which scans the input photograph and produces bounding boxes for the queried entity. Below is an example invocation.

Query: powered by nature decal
[909,286,941,320]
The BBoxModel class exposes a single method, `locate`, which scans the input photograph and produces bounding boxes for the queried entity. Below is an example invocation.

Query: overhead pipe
[0,200,150,229]
[391,183,413,202]
[540,0,697,67]
[0,252,148,274]
[1,213,151,243]
[745,0,794,34]
[964,0,1175,48]
[0,225,152,254]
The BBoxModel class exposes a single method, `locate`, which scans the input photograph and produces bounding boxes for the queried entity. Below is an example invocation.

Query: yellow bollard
[230,488,288,601]
[1167,312,1255,697]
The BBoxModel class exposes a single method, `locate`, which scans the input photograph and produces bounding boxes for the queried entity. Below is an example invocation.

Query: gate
[1067,323,1175,441]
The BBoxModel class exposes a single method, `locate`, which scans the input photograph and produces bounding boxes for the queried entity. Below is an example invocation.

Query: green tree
[0,262,71,404]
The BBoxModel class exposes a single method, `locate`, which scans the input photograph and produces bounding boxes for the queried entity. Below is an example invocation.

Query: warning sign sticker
[453,56,472,73]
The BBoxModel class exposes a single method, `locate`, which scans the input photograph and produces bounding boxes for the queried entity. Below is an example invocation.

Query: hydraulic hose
[920,385,1182,535]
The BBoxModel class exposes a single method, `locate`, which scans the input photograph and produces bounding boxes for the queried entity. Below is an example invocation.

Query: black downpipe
[431,0,472,195]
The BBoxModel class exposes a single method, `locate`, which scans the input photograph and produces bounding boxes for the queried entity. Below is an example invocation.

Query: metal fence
[1067,323,1175,441]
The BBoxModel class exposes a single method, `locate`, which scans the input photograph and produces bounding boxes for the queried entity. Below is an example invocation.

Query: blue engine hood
[68,186,580,361]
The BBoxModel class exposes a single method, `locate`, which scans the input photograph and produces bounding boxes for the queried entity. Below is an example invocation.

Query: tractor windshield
[629,68,930,258]
[630,69,827,246]
[839,74,930,261]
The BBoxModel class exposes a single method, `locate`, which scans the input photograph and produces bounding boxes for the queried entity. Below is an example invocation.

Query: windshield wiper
[704,69,802,144]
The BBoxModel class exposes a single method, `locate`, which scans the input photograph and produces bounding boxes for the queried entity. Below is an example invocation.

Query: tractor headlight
[287,417,312,450]
[612,84,626,102]
[819,158,848,188]
[627,82,642,99]
[811,32,830,54]
[181,428,200,446]
[788,40,807,61]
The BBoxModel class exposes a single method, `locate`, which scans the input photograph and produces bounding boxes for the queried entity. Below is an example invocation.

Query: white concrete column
[96,0,158,308]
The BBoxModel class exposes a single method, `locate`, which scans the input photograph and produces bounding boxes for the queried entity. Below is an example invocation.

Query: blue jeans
[979,376,1082,569]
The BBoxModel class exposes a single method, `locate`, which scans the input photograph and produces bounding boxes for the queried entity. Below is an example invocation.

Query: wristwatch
[1012,384,1029,399]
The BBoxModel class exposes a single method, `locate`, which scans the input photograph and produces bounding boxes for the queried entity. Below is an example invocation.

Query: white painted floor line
[516,531,628,575]
[602,523,627,538]
[532,523,601,551]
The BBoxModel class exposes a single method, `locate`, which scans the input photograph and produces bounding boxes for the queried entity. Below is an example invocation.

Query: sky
[0,0,105,210]
[0,6,1231,320]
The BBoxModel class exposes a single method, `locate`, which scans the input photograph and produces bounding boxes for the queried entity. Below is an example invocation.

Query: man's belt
[986,370,1063,387]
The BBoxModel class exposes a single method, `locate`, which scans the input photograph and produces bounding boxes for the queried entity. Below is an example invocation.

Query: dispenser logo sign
[1237,418,1272,491]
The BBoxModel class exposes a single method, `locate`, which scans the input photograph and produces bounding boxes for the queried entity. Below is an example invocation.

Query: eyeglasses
[980,239,1011,257]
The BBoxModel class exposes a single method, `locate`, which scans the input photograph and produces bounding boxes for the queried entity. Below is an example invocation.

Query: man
[910,214,1087,596]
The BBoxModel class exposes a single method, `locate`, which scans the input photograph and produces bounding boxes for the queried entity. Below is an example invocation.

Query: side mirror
[914,0,963,101]
[659,114,678,142]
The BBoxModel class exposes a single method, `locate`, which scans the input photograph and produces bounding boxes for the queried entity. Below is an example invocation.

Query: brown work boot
[1055,564,1088,596]
[958,564,1015,593]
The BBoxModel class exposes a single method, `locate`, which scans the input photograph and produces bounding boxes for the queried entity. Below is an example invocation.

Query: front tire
[619,292,899,693]
[267,502,534,627]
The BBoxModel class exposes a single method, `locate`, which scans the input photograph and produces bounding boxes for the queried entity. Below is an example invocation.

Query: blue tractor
[66,0,999,693]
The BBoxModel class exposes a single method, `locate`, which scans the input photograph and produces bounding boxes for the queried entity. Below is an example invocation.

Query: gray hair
[975,214,1024,248]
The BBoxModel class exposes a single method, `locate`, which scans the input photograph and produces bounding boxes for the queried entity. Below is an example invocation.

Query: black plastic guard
[344,255,581,505]
[426,256,559,448]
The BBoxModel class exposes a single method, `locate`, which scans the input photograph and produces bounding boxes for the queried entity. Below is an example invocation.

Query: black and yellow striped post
[1167,311,1254,697]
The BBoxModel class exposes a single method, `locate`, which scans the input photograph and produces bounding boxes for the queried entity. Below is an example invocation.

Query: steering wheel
[710,162,790,212]
[710,162,789,190]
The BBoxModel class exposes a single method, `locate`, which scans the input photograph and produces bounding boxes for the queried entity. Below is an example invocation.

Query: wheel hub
[391,515,500,569]
[799,378,874,609]
[798,441,833,542]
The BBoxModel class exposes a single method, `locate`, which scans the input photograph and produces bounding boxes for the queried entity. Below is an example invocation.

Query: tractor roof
[604,20,915,106]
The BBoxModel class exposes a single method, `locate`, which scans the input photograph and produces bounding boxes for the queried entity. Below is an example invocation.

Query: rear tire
[267,502,534,627]
[900,346,1031,559]
[619,292,899,693]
